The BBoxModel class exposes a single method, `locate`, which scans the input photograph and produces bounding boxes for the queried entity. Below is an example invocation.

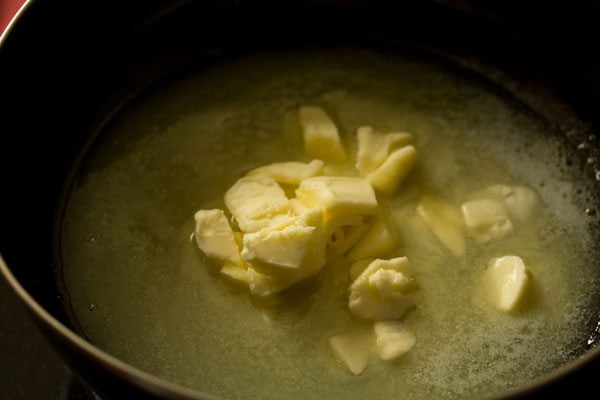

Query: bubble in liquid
[577,142,589,151]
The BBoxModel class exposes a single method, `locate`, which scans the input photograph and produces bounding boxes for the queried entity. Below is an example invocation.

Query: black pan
[1,1,599,399]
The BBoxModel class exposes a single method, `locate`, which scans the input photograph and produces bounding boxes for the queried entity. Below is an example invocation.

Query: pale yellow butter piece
[349,257,417,320]
[417,196,465,256]
[224,175,291,233]
[325,215,369,256]
[295,176,377,227]
[220,265,250,286]
[374,321,416,361]
[368,268,413,294]
[482,255,530,312]
[193,209,241,265]
[356,126,413,176]
[289,198,312,216]
[461,199,513,243]
[243,209,327,295]
[246,268,289,297]
[328,331,372,375]
[241,222,315,273]
[366,145,417,194]
[346,217,398,261]
[356,126,415,194]
[325,214,364,239]
[486,185,538,221]
[298,106,346,162]
[246,159,324,185]
[246,265,316,297]
[295,208,327,277]
[328,223,370,256]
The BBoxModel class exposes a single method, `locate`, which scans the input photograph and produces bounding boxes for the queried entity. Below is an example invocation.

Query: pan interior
[59,48,600,400]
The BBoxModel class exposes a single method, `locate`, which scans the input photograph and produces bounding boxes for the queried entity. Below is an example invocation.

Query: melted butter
[60,48,600,400]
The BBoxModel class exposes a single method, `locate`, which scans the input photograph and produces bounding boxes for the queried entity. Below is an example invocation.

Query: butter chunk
[246,160,324,185]
[347,217,398,261]
[244,210,327,295]
[486,185,537,221]
[220,265,250,286]
[328,331,372,375]
[295,176,377,226]
[356,126,416,194]
[356,126,413,176]
[349,257,417,320]
[194,209,241,265]
[374,321,416,361]
[224,175,291,233]
[417,196,465,256]
[328,223,370,256]
[325,215,369,256]
[296,209,327,277]
[298,106,346,162]
[461,199,513,243]
[247,265,320,297]
[482,255,530,313]
[366,145,417,194]
[246,268,290,297]
[241,222,315,273]
[325,215,364,239]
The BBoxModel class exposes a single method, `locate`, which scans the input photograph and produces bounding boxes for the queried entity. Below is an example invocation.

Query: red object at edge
[1,0,26,34]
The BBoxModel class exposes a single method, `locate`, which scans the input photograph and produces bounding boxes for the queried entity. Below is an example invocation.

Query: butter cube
[461,199,513,243]
[246,159,324,185]
[486,185,537,221]
[356,126,416,194]
[328,331,372,375]
[295,209,327,277]
[220,265,250,286]
[346,217,398,261]
[374,321,416,361]
[194,209,241,265]
[289,198,311,216]
[349,257,417,320]
[241,222,315,273]
[417,196,465,256]
[224,175,291,233]
[298,106,346,162]
[243,209,327,295]
[482,255,530,312]
[356,126,413,176]
[246,268,289,297]
[328,223,370,256]
[325,215,369,256]
[366,146,417,194]
[295,176,377,226]
[324,214,364,239]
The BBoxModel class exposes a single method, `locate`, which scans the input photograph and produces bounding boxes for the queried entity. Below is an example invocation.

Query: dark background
[1,3,74,399]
